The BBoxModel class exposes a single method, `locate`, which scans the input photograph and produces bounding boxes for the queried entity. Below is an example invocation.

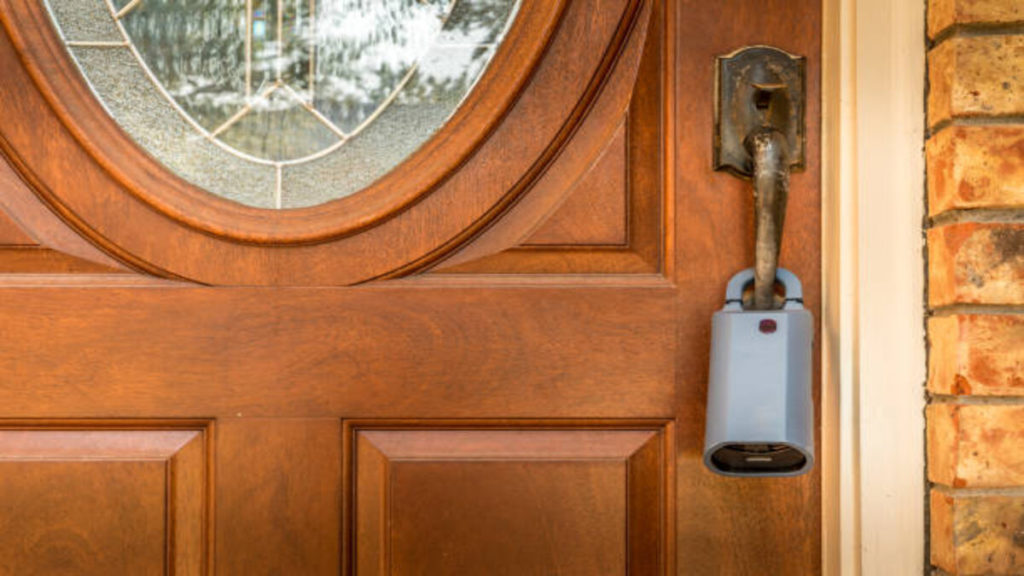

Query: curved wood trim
[380,0,652,279]
[0,130,189,281]
[0,0,566,245]
[0,0,651,285]
[431,0,660,275]
[0,152,128,271]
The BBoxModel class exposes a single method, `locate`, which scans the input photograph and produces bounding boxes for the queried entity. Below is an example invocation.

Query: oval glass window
[43,0,521,208]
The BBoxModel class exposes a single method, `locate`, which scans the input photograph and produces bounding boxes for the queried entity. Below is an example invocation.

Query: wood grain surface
[0,0,821,573]
[673,0,823,573]
[347,423,671,576]
[0,424,209,575]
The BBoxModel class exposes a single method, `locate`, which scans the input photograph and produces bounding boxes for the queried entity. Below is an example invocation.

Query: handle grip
[746,127,790,310]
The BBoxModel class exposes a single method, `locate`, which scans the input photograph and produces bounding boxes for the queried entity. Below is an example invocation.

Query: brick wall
[926,1,1024,574]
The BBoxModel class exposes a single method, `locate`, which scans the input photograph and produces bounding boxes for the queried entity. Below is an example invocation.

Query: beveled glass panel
[44,0,521,209]
[48,0,122,42]
[313,0,450,134]
[218,88,342,161]
[71,46,278,208]
[439,0,518,44]
[120,0,248,132]
[281,45,494,208]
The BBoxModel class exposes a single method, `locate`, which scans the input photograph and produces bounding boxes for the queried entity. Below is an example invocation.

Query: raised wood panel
[0,154,127,272]
[393,461,627,573]
[346,423,672,575]
[435,0,663,276]
[0,207,34,245]
[0,424,209,575]
[0,461,166,575]
[522,121,629,247]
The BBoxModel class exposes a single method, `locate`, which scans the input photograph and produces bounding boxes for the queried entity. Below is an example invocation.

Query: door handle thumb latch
[714,46,805,309]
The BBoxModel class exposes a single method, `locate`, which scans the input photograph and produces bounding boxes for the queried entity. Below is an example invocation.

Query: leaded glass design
[44,0,520,208]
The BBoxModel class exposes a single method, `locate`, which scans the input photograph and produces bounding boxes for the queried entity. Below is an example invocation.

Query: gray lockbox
[703,268,814,477]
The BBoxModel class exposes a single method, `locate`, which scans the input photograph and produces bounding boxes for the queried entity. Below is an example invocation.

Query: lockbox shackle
[723,267,803,311]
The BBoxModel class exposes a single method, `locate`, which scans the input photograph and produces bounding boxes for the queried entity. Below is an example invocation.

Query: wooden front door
[0,0,820,574]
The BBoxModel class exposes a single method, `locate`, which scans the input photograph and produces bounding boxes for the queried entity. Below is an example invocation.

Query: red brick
[930,489,1024,574]
[928,404,1024,488]
[929,315,1024,396]
[928,126,1024,215]
[931,490,956,572]
[928,36,1024,128]
[929,0,1024,38]
[928,223,1024,307]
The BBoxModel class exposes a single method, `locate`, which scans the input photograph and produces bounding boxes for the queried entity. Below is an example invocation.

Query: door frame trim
[822,0,927,573]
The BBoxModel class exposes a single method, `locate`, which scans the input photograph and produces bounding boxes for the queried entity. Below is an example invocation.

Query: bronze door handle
[714,46,805,309]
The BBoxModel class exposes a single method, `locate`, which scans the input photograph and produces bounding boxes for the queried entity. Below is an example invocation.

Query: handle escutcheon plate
[713,45,805,178]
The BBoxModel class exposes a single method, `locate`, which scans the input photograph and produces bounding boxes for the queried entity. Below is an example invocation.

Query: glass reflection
[314,0,450,134]
[122,0,248,132]
[47,0,521,207]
